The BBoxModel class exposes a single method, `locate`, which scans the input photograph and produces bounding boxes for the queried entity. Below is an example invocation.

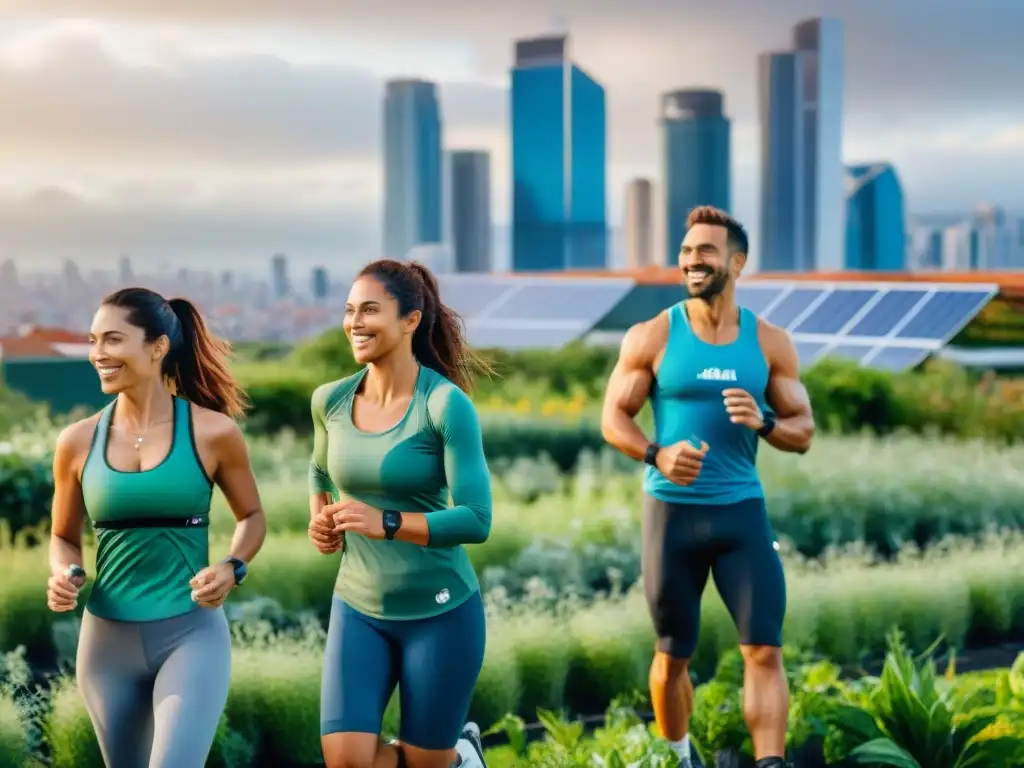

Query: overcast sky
[0,0,1021,274]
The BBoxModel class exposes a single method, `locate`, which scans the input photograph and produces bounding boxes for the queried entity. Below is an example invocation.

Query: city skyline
[0,2,1021,272]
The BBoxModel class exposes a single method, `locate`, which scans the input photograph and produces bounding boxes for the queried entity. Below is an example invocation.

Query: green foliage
[0,693,31,768]
[825,632,1024,767]
[216,328,1024,443]
[0,386,44,437]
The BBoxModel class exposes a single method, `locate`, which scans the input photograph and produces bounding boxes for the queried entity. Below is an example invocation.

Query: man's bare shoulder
[620,312,670,366]
[755,316,799,368]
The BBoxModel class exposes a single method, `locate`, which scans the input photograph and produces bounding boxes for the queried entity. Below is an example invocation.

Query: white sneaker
[455,722,486,767]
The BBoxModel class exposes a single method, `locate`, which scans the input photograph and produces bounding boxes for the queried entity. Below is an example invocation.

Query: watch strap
[643,443,661,467]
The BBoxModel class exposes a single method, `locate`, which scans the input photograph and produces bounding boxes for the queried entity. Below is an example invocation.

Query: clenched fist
[654,439,709,486]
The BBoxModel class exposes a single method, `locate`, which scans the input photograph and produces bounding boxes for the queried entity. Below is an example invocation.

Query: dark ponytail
[357,259,494,393]
[102,288,248,419]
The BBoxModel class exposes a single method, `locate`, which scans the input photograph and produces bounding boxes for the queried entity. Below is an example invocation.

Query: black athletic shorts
[641,494,786,658]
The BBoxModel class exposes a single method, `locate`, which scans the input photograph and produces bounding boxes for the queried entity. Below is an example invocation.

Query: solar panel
[466,322,583,350]
[417,275,997,370]
[821,344,874,364]
[794,342,826,366]
[865,346,932,371]
[437,277,515,319]
[792,289,876,334]
[762,288,825,328]
[735,285,785,315]
[846,290,928,337]
[895,291,992,340]
[487,281,633,322]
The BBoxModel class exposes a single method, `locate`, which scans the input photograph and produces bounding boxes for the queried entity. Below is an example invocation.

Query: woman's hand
[189,562,237,608]
[47,567,85,612]
[329,500,385,540]
[308,509,343,554]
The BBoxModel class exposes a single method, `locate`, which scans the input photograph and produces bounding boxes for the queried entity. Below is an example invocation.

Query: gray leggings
[76,607,231,768]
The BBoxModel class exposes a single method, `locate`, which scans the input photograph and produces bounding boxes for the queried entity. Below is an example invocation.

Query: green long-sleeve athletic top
[308,365,492,620]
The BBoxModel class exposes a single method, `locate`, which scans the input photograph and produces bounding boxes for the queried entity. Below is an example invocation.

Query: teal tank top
[643,303,769,505]
[80,396,214,622]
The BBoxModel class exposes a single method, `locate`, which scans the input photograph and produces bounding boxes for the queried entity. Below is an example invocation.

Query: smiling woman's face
[343,275,420,364]
[88,304,166,394]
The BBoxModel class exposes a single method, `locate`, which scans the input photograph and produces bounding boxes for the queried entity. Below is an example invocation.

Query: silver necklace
[117,419,171,450]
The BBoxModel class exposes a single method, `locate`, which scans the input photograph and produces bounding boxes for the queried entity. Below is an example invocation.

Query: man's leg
[642,496,713,763]
[739,645,788,761]
[711,498,789,763]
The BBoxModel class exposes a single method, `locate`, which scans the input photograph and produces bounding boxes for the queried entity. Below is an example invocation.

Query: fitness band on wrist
[643,443,661,467]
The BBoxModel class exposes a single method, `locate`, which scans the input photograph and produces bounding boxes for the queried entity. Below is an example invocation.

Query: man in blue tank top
[601,206,815,768]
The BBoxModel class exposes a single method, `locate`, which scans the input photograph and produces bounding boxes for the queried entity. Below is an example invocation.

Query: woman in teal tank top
[307,260,494,768]
[45,288,268,768]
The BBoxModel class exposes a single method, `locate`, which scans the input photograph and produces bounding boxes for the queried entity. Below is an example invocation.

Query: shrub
[0,692,30,768]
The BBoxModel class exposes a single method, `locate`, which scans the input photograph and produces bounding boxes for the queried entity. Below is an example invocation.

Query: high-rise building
[383,79,443,260]
[910,227,944,271]
[511,34,607,271]
[449,150,492,273]
[118,255,133,285]
[759,18,845,272]
[661,90,730,263]
[271,253,289,299]
[844,163,906,271]
[624,179,655,268]
[311,266,329,302]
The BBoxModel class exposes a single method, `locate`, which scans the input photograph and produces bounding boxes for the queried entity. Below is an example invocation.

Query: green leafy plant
[826,630,1024,767]
[484,694,682,767]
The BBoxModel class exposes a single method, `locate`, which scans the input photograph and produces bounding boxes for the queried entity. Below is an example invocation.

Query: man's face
[678,223,744,300]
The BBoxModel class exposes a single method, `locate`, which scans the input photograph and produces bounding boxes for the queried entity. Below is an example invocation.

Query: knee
[650,651,691,686]
[740,644,783,671]
[321,738,377,768]
[324,757,374,768]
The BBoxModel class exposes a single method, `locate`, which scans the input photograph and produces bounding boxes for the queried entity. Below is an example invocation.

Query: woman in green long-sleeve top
[307,259,494,768]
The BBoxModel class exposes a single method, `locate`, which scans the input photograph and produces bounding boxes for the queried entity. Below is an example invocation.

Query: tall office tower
[661,90,731,263]
[759,18,845,272]
[624,178,655,268]
[844,163,906,271]
[383,79,443,260]
[910,227,944,271]
[0,259,19,291]
[311,266,330,302]
[449,150,493,272]
[971,204,1016,269]
[511,34,607,271]
[118,255,133,285]
[271,253,289,299]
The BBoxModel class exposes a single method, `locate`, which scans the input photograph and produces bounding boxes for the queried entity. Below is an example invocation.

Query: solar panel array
[436,275,636,350]
[736,281,997,371]
[427,274,997,371]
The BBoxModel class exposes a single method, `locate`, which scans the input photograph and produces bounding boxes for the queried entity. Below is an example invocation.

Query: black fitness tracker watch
[222,556,248,586]
[757,410,777,438]
[643,443,661,467]
[382,509,403,541]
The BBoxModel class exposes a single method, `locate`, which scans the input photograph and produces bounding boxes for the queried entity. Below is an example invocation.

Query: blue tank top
[643,303,769,505]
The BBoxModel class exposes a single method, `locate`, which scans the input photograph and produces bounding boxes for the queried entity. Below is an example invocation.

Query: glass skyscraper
[844,163,906,271]
[511,35,607,272]
[383,79,443,260]
[759,18,845,272]
[661,89,731,265]
[449,150,492,273]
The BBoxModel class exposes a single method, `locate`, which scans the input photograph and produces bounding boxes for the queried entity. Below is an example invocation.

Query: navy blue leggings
[320,590,486,750]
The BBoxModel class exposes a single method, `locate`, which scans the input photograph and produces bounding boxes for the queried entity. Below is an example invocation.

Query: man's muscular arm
[601,320,662,461]
[763,326,815,454]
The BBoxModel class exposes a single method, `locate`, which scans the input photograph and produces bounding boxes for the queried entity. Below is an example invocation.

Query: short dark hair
[686,205,749,255]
